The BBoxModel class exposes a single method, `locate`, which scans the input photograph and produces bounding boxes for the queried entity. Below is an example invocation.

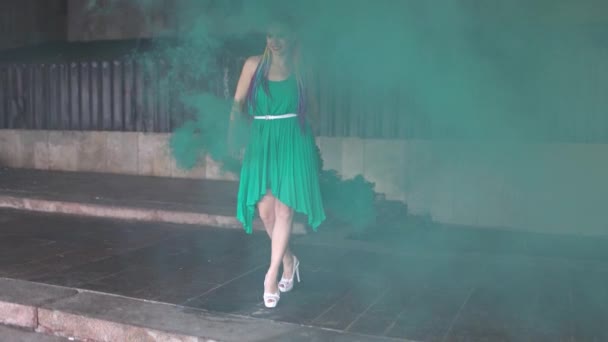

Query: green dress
[236,76,326,234]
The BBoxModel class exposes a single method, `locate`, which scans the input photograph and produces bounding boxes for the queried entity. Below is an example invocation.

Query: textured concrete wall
[67,0,173,42]
[0,129,233,181]
[317,137,608,236]
[0,0,66,50]
[2,129,607,236]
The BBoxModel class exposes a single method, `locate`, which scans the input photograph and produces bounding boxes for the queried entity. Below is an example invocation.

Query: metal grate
[1,54,607,142]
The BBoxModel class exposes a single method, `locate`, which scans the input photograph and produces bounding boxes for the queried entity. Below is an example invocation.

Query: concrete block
[363,139,406,200]
[203,155,221,180]
[0,302,37,329]
[137,133,173,177]
[171,158,206,179]
[0,278,77,329]
[14,130,38,169]
[38,290,296,342]
[341,137,364,179]
[33,132,50,170]
[317,136,342,173]
[399,140,441,217]
[48,131,79,171]
[428,168,456,224]
[37,309,200,342]
[459,159,510,228]
[0,325,68,342]
[106,132,138,174]
[0,129,50,169]
[2,279,398,342]
[204,154,237,181]
[77,131,107,172]
[0,129,21,167]
[0,194,288,234]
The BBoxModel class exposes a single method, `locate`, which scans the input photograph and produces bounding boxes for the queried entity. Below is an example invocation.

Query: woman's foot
[279,255,300,293]
[263,272,280,308]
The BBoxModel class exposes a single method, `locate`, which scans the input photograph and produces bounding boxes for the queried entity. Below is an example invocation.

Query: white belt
[253,113,298,120]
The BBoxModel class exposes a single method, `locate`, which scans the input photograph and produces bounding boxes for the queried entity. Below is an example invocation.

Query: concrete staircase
[0,167,306,234]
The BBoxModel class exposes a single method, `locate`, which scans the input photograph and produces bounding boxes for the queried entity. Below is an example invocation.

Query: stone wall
[317,137,608,236]
[0,129,232,181]
[1,129,606,236]
[0,0,66,50]
[66,0,173,42]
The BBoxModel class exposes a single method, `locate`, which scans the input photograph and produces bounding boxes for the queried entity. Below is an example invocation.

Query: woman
[229,21,325,308]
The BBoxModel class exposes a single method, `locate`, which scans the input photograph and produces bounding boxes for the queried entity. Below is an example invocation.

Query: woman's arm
[230,55,261,121]
[227,56,260,157]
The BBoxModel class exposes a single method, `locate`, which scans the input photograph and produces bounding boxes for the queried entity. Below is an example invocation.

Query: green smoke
[75,2,608,338]
[89,0,608,142]
[85,0,608,234]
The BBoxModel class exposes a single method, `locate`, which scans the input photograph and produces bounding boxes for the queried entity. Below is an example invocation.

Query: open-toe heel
[278,255,300,293]
[263,291,280,308]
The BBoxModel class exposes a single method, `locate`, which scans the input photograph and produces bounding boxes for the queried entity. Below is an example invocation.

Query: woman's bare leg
[257,192,276,236]
[264,198,294,294]
[258,192,294,286]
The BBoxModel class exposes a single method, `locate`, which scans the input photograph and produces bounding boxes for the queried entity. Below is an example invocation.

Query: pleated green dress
[236,76,326,234]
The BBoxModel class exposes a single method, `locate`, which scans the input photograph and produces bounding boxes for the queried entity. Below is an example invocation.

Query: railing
[1,54,607,142]
[0,59,196,132]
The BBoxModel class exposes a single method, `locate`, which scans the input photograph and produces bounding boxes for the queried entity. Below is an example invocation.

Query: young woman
[229,21,325,308]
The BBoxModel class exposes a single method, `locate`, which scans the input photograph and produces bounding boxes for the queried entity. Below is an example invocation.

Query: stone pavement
[1,209,607,341]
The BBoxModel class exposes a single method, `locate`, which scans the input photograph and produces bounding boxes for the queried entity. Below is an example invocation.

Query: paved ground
[1,209,607,341]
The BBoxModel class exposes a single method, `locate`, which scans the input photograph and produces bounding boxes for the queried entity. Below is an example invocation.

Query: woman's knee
[258,195,275,224]
[259,208,275,225]
[274,202,294,221]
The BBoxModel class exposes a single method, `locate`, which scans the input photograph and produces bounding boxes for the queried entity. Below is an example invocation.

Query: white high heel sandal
[278,255,300,293]
[263,275,280,308]
[263,290,280,308]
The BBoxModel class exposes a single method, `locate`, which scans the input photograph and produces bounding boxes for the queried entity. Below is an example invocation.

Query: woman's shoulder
[243,55,262,73]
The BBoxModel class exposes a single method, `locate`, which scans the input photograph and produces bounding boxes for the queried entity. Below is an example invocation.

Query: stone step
[0,278,399,342]
[0,168,306,234]
[0,325,69,342]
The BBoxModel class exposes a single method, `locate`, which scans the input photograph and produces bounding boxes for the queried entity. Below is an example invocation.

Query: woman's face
[266,24,294,55]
